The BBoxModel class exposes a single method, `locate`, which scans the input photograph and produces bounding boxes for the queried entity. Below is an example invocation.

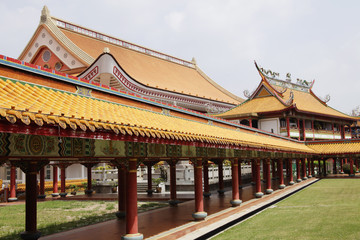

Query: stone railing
[93,165,253,183]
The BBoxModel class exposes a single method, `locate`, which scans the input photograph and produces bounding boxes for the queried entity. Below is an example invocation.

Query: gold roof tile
[0,77,316,153]
[60,29,241,105]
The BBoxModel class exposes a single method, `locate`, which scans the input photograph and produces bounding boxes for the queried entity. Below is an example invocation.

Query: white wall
[259,118,280,134]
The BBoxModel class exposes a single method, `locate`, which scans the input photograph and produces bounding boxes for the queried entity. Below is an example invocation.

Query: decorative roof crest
[243,90,251,98]
[103,47,110,53]
[320,94,331,103]
[40,5,50,24]
[352,106,360,116]
[255,62,315,92]
[285,91,294,105]
[259,68,279,79]
[205,103,226,114]
[191,57,197,66]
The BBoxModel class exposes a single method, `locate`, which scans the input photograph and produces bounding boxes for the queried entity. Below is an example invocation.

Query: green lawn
[213,179,360,240]
[0,200,168,240]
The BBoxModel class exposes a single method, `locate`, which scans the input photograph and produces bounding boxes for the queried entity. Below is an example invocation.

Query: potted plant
[152,178,165,193]
[69,184,79,195]
[111,181,118,193]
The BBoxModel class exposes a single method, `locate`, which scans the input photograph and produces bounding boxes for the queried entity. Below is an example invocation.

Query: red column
[278,159,285,189]
[59,165,67,197]
[38,166,46,199]
[193,159,207,220]
[302,119,306,140]
[52,165,59,197]
[333,159,337,174]
[272,160,276,179]
[230,159,241,206]
[302,159,308,180]
[311,160,315,177]
[203,161,211,197]
[249,118,253,128]
[123,158,143,239]
[285,159,289,177]
[251,160,256,183]
[238,159,242,189]
[308,159,312,178]
[218,160,225,195]
[289,159,294,185]
[8,165,17,201]
[265,159,273,194]
[116,164,126,218]
[296,159,302,182]
[255,159,263,198]
[323,160,327,176]
[312,120,315,140]
[84,164,94,195]
[169,160,178,206]
[286,117,290,137]
[146,163,153,195]
[87,165,92,192]
[297,119,301,141]
[20,162,41,240]
[350,158,354,176]
[318,160,322,176]
[340,159,344,173]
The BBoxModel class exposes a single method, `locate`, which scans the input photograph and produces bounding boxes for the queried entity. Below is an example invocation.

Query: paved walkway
[40,177,315,240]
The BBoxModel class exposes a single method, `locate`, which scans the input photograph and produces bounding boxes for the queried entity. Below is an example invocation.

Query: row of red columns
[7,163,96,202]
[12,157,348,203]
[14,157,358,240]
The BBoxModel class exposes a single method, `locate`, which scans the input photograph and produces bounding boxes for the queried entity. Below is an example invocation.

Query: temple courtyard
[1,177,359,239]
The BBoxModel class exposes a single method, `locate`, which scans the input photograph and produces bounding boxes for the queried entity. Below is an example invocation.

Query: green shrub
[342,163,357,174]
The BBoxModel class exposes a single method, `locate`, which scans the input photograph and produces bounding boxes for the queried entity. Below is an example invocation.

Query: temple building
[216,62,358,140]
[1,6,360,240]
[0,6,245,184]
[18,6,243,114]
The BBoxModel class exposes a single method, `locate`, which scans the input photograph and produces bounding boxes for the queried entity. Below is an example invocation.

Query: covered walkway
[41,177,312,240]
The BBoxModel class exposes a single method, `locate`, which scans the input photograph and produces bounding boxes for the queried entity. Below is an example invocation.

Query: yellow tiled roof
[58,28,242,105]
[217,81,354,120]
[282,90,352,119]
[307,142,360,154]
[0,76,312,153]
[216,96,286,118]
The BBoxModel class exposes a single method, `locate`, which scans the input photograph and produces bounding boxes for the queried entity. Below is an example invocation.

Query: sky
[0,0,359,115]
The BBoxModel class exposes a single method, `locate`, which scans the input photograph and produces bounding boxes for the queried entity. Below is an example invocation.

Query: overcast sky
[0,0,359,115]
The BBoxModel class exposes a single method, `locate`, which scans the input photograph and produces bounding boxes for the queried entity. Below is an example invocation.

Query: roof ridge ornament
[40,5,50,24]
[352,106,360,116]
[285,91,294,106]
[320,94,331,103]
[255,62,315,92]
[191,57,197,66]
[103,47,110,53]
[243,90,251,98]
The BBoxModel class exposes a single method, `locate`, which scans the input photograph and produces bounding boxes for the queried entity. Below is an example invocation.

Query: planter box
[93,184,113,194]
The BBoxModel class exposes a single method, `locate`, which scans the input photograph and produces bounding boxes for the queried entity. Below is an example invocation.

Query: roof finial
[103,47,110,53]
[191,57,197,65]
[40,5,50,24]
